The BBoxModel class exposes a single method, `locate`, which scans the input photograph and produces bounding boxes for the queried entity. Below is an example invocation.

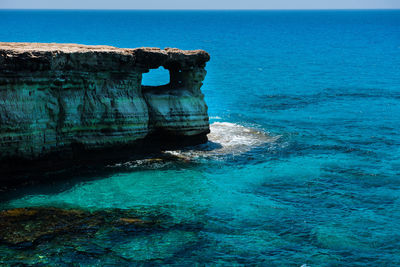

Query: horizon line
[0,8,399,11]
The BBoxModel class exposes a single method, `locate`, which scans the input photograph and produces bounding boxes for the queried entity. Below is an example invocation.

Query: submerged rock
[0,207,157,246]
[0,206,206,265]
[0,43,210,180]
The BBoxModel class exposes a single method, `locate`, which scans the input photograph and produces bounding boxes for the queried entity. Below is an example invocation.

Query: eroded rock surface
[0,43,210,178]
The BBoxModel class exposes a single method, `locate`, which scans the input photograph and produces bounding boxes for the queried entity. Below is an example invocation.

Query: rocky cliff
[0,42,210,177]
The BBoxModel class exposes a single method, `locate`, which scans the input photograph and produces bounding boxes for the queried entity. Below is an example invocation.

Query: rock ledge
[0,42,210,180]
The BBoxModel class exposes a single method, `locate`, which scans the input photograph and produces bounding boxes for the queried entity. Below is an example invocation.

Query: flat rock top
[0,42,210,71]
[0,42,207,56]
[0,42,131,53]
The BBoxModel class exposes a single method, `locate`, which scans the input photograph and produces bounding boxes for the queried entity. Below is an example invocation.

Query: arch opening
[141,67,170,87]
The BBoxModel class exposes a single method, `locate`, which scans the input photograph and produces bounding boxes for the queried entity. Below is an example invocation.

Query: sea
[0,10,400,266]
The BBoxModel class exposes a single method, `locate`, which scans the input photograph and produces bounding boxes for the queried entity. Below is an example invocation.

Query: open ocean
[1,10,400,265]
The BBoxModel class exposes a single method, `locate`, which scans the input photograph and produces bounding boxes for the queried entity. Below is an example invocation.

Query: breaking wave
[107,122,279,169]
[165,122,279,160]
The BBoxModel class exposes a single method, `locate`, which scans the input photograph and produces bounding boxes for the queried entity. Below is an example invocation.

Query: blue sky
[1,0,399,9]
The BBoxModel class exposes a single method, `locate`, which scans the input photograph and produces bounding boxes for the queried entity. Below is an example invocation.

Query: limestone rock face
[0,42,210,172]
[143,67,209,137]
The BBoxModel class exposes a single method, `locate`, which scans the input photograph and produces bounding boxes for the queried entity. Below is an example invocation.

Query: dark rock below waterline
[0,207,157,247]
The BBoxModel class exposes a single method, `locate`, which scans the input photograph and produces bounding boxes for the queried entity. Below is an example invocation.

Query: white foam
[164,122,280,160]
[209,116,222,120]
[107,122,280,168]
[108,158,173,169]
[208,122,275,149]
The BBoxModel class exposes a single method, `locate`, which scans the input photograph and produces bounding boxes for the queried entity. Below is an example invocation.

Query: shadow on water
[0,122,279,203]
[0,151,198,203]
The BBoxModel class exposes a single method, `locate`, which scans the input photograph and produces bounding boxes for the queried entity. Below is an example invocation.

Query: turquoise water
[1,10,400,265]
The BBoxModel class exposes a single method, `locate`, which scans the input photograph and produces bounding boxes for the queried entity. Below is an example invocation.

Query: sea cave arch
[141,67,170,87]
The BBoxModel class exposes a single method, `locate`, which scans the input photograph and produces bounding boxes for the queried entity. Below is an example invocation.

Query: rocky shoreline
[0,43,210,181]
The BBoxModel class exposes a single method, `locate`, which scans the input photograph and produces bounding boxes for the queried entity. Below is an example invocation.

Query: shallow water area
[0,122,281,265]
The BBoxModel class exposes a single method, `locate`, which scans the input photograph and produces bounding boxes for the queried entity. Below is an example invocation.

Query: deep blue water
[1,10,400,265]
